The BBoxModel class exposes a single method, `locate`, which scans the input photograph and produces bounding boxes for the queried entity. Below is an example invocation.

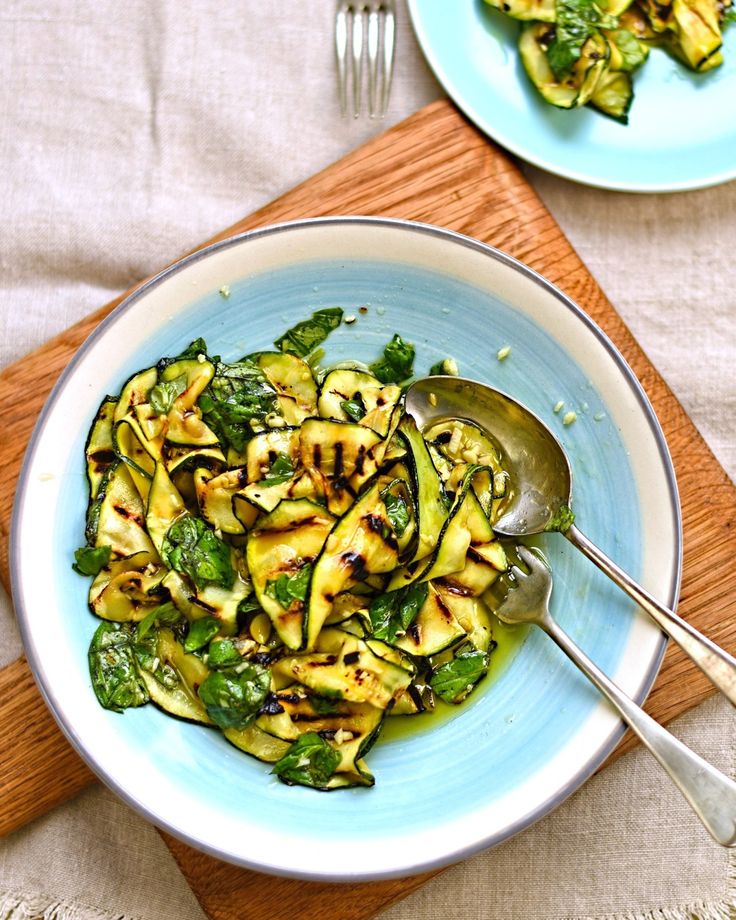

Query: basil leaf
[369,334,415,384]
[265,563,313,609]
[198,663,271,729]
[263,452,295,485]
[184,615,221,652]
[237,593,263,617]
[157,339,212,373]
[272,732,341,789]
[178,337,209,359]
[136,601,182,641]
[430,649,490,704]
[162,516,235,591]
[608,28,647,71]
[429,357,458,376]
[72,544,111,576]
[544,503,575,534]
[148,373,187,415]
[274,307,344,358]
[88,622,149,712]
[208,639,242,669]
[340,395,366,422]
[547,0,616,77]
[369,581,428,644]
[134,632,180,689]
[199,359,279,452]
[381,488,409,538]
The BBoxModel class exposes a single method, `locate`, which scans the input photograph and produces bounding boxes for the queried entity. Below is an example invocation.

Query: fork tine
[367,6,380,117]
[337,1,395,119]
[517,545,542,570]
[381,2,396,117]
[351,5,364,118]
[336,5,349,117]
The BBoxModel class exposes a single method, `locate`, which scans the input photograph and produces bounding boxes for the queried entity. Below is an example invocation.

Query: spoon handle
[566,524,736,708]
[541,614,736,847]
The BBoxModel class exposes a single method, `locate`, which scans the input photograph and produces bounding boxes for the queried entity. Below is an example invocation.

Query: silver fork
[336,1,396,118]
[496,546,736,847]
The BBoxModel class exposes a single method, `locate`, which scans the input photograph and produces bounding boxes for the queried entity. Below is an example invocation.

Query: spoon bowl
[406,375,572,537]
[405,375,736,707]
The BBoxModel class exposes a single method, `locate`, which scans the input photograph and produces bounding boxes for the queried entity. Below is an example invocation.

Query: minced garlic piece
[334,728,355,744]
[448,425,463,456]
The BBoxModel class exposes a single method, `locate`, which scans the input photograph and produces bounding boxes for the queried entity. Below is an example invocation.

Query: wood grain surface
[1,100,734,920]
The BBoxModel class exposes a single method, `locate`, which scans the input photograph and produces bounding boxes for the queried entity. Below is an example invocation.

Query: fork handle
[566,524,736,707]
[541,614,736,847]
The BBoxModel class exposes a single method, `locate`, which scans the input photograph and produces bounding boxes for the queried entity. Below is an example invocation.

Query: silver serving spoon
[405,376,736,706]
[496,546,736,847]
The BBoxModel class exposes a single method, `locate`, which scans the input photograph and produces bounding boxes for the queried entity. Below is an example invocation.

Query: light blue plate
[12,219,680,879]
[408,0,736,192]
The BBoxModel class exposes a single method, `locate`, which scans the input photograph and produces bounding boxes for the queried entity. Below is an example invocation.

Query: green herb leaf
[132,627,181,689]
[265,563,313,609]
[207,639,242,669]
[178,338,209,359]
[148,373,187,415]
[263,452,295,485]
[88,622,149,712]
[429,357,458,376]
[157,338,211,373]
[369,581,428,644]
[369,334,416,384]
[198,663,271,729]
[547,0,616,77]
[340,395,366,422]
[162,516,235,591]
[544,503,575,533]
[184,615,221,652]
[430,649,490,704]
[608,28,648,71]
[381,488,409,538]
[271,732,341,789]
[136,601,182,641]
[198,359,279,452]
[237,593,263,617]
[274,307,344,358]
[72,544,112,576]
[724,7,736,22]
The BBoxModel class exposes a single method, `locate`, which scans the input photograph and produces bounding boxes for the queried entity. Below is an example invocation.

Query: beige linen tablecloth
[1,2,734,918]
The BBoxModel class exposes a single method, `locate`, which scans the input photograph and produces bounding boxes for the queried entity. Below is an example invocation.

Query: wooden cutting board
[1,100,735,920]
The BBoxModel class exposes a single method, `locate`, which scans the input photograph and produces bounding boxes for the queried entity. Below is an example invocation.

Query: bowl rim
[11,216,681,879]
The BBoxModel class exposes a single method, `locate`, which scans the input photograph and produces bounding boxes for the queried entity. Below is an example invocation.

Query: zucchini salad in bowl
[76,310,513,792]
[13,218,679,878]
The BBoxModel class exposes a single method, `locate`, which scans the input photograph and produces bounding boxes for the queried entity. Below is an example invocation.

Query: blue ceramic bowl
[12,218,680,880]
